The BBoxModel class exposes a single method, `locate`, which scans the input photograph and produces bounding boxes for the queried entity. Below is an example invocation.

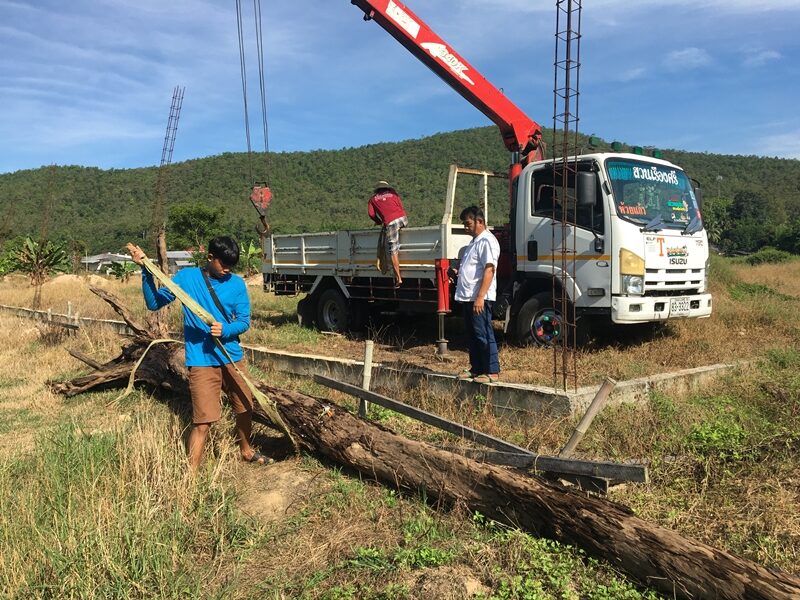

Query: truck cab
[507,152,712,345]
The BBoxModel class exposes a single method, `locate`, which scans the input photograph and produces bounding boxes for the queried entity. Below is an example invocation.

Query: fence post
[359,340,374,418]
[559,377,616,458]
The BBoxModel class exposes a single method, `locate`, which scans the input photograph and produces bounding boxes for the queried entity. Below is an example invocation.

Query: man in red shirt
[368,181,408,287]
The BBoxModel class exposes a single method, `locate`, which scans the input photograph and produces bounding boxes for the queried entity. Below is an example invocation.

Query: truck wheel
[514,292,563,347]
[296,296,316,328]
[316,288,349,332]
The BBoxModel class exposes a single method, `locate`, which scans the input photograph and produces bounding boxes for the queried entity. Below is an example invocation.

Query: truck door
[525,166,608,308]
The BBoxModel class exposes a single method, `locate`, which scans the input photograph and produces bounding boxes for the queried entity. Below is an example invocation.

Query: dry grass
[3,257,797,389]
[0,259,797,595]
[0,310,659,599]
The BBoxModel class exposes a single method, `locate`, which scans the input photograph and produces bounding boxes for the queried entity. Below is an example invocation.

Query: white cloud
[582,0,799,12]
[755,130,800,159]
[742,49,782,67]
[615,67,646,83]
[664,47,713,70]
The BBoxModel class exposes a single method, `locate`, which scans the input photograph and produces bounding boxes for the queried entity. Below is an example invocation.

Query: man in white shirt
[453,206,500,383]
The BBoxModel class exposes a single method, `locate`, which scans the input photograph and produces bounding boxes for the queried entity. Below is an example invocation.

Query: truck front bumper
[612,293,712,323]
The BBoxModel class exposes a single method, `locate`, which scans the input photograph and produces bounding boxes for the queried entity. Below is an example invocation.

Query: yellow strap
[111,338,179,405]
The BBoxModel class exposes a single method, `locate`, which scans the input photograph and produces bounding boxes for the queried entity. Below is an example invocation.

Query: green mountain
[0,127,798,255]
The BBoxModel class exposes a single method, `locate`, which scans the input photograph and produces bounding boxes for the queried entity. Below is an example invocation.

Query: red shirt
[368,191,406,225]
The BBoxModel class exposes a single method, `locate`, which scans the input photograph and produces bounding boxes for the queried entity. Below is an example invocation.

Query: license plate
[669,297,691,317]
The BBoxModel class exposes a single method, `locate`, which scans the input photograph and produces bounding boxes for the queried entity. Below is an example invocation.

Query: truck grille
[644,268,702,296]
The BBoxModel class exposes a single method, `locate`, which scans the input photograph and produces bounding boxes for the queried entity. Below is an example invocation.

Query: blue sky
[1,0,799,174]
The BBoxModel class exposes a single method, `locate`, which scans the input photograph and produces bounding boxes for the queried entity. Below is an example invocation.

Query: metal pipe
[559,377,615,458]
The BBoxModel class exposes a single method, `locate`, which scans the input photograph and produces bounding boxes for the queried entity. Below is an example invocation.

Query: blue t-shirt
[141,266,250,367]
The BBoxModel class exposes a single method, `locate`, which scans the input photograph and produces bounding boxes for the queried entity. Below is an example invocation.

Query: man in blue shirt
[126,237,269,470]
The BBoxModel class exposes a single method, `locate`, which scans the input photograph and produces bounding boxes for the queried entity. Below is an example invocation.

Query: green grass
[728,282,795,301]
[0,408,265,599]
[0,408,42,434]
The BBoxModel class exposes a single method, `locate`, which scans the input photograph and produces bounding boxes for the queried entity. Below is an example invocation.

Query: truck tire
[316,288,349,332]
[296,296,316,328]
[514,292,563,347]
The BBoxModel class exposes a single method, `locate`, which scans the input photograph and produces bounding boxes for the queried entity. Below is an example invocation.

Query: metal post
[559,377,615,458]
[434,258,450,359]
[359,340,374,418]
[435,311,449,359]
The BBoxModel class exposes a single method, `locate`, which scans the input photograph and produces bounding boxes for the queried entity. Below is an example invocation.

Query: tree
[729,190,769,222]
[701,197,731,247]
[11,236,70,309]
[239,240,261,277]
[775,219,800,254]
[167,202,224,250]
[108,261,138,283]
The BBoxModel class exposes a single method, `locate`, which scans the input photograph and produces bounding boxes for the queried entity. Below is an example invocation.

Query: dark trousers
[462,301,500,375]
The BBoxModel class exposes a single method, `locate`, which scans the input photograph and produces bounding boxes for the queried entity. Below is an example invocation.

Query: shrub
[742,247,793,266]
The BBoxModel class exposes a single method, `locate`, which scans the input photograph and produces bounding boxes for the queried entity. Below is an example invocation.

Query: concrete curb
[244,345,744,423]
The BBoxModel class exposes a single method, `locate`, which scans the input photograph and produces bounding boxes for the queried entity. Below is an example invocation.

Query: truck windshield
[605,159,702,231]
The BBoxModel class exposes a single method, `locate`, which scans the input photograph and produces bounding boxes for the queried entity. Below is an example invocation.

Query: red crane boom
[350,0,544,163]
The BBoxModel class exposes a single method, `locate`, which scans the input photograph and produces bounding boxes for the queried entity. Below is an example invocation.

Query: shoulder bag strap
[201,269,231,324]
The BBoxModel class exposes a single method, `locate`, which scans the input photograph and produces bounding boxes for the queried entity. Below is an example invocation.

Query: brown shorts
[188,360,254,424]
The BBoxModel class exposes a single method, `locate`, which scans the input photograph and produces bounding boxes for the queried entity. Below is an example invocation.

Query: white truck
[260,0,712,345]
[263,157,712,346]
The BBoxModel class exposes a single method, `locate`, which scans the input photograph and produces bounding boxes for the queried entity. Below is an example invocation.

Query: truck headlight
[620,248,645,296]
[622,275,644,295]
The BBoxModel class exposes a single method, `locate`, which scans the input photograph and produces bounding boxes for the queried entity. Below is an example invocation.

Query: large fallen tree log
[50,288,800,600]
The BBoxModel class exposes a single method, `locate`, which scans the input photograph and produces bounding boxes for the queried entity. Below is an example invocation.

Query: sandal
[472,374,499,384]
[243,450,273,466]
[456,368,474,380]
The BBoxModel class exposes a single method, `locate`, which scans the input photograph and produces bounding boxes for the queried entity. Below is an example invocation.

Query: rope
[111,338,180,405]
[138,256,298,450]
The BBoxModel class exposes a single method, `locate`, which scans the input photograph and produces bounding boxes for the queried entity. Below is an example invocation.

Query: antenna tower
[152,85,185,274]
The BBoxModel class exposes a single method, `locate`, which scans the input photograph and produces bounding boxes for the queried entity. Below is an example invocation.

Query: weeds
[0,255,799,597]
[0,408,263,598]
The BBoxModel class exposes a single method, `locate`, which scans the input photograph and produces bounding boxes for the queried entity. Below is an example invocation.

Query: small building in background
[80,253,132,274]
[81,250,196,275]
[166,250,195,273]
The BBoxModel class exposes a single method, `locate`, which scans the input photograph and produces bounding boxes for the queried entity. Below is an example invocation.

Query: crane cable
[235,0,271,187]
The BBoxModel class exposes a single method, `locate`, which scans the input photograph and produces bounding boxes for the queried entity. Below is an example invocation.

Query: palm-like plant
[108,261,138,283]
[239,241,262,277]
[13,237,70,309]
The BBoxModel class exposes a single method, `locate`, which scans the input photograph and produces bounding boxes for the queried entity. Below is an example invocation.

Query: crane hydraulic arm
[350,0,544,164]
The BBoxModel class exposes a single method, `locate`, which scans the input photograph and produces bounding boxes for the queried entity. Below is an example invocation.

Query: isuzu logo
[420,42,475,85]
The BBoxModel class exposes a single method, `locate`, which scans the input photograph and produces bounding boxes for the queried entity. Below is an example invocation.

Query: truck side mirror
[576,172,596,207]
[691,180,704,211]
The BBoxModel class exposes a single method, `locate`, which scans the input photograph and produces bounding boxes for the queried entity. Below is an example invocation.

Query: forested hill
[0,126,798,254]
